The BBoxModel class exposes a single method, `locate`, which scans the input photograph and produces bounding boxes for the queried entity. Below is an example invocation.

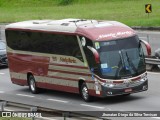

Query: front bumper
[101,79,148,97]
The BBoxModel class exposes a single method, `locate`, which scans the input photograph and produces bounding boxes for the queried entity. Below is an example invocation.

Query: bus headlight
[140,74,148,82]
[102,83,115,88]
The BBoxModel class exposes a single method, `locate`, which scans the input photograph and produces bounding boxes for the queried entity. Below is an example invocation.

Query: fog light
[140,76,147,82]
[107,92,112,95]
[141,73,147,82]
[102,83,114,88]
[140,78,145,82]
[143,85,148,90]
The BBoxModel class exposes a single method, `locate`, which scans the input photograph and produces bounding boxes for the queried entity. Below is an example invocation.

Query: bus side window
[6,30,31,51]
[68,36,83,62]
[19,32,31,51]
[6,30,84,62]
[41,33,84,62]
[6,30,18,49]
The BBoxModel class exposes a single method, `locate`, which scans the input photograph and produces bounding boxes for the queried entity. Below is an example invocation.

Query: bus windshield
[94,36,145,79]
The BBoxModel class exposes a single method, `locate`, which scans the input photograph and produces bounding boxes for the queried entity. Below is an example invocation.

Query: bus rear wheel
[28,75,39,94]
[80,83,92,102]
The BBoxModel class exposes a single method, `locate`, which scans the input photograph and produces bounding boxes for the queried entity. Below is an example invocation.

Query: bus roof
[5,19,136,41]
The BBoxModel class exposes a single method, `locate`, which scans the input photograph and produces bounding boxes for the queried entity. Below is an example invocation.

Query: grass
[0,0,159,26]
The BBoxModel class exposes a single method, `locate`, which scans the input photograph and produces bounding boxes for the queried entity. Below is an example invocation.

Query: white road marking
[80,104,105,109]
[4,108,14,111]
[47,98,69,103]
[40,117,57,120]
[16,94,35,98]
[0,73,5,75]
[147,71,160,75]
[139,37,147,39]
[0,91,5,93]
[152,117,160,120]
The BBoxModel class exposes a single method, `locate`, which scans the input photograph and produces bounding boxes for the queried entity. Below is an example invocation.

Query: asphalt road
[0,25,5,41]
[0,67,160,120]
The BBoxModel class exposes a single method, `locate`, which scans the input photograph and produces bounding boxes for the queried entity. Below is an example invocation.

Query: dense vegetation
[0,0,159,26]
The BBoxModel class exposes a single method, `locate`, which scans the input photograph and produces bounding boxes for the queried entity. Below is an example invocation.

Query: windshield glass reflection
[95,36,145,79]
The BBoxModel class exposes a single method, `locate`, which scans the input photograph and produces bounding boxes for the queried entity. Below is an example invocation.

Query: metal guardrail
[0,100,102,120]
[145,57,160,65]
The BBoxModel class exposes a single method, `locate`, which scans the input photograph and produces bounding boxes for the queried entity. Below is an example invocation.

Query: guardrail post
[147,34,150,43]
[0,101,7,111]
[30,107,37,120]
[0,27,1,40]
[62,112,70,120]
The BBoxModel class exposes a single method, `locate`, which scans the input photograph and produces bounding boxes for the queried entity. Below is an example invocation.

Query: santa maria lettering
[60,57,76,63]
[97,31,133,40]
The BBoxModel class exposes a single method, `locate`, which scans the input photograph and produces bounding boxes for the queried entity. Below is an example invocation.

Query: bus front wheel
[80,82,92,102]
[28,75,39,94]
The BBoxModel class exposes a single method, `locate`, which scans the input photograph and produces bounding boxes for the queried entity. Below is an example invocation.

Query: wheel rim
[30,79,35,92]
[82,86,89,100]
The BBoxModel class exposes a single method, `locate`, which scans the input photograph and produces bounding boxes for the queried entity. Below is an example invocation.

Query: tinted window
[96,36,145,79]
[6,30,83,61]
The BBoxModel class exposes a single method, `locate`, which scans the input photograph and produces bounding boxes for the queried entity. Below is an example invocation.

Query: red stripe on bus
[11,78,100,97]
[11,78,28,86]
[37,82,102,97]
[11,74,94,84]
[47,75,78,81]
[49,63,88,69]
[47,75,94,83]
[11,77,93,85]
[132,76,141,81]
[48,70,109,84]
[37,82,79,93]
[48,69,91,76]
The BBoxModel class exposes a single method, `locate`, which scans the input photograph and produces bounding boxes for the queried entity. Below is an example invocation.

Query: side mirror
[140,40,151,56]
[155,48,160,59]
[87,46,100,63]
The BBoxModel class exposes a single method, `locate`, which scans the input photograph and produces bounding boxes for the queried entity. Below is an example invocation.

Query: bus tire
[28,75,39,94]
[80,82,92,102]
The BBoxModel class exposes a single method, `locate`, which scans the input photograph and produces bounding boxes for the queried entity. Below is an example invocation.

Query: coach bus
[5,19,151,101]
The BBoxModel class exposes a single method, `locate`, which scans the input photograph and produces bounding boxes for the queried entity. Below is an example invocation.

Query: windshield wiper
[116,50,138,79]
[115,50,124,79]
[125,51,138,75]
[119,50,126,68]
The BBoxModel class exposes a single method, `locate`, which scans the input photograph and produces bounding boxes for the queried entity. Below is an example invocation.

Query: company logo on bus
[51,56,77,64]
[97,31,133,40]
[60,57,76,64]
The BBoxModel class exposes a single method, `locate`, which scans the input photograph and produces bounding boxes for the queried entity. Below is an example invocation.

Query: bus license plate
[125,88,132,92]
